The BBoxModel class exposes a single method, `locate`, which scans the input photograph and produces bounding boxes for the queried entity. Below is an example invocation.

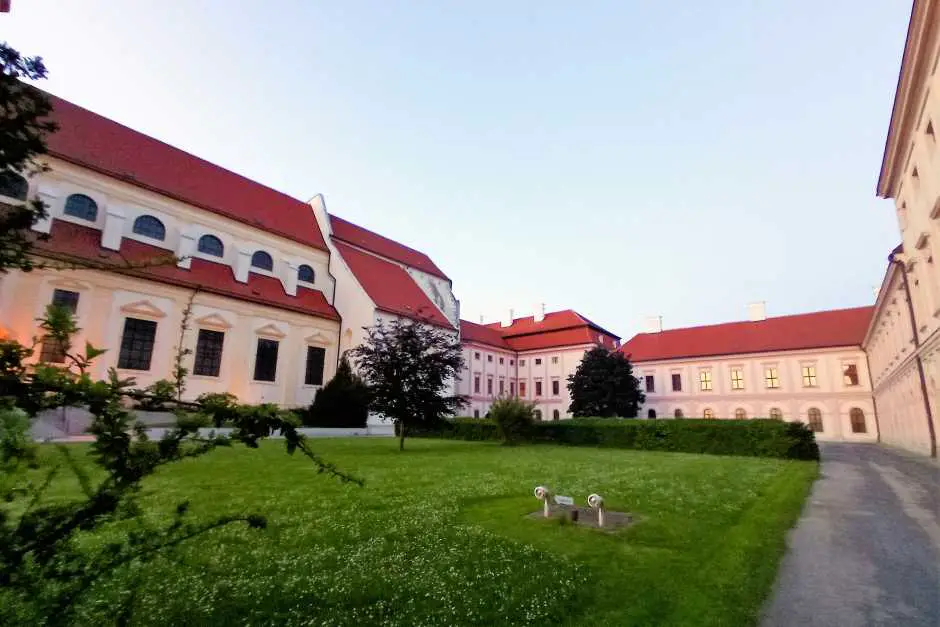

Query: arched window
[534,409,542,421]
[769,407,783,420]
[132,215,166,240]
[703,408,714,419]
[251,250,273,271]
[552,409,560,421]
[197,234,224,258]
[807,407,823,433]
[850,408,867,433]
[0,171,28,201]
[734,408,747,420]
[63,194,98,221]
[647,409,657,419]
[674,408,684,418]
[297,264,315,283]
[473,409,479,418]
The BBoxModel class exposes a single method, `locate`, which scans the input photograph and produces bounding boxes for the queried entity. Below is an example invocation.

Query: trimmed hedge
[410,417,819,461]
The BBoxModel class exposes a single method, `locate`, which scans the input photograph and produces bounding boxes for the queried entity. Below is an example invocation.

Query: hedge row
[410,417,819,460]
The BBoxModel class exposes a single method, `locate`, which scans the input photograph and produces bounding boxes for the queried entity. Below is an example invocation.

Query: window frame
[535,380,543,397]
[63,193,99,222]
[192,328,225,378]
[304,345,327,386]
[807,407,823,433]
[849,408,867,434]
[252,337,280,382]
[730,367,745,390]
[250,250,274,272]
[117,317,158,371]
[699,369,713,391]
[645,375,655,393]
[0,171,28,202]
[842,363,860,387]
[801,365,818,388]
[131,215,167,241]
[297,264,316,284]
[551,379,560,396]
[197,234,225,258]
[671,373,682,392]
[734,408,747,420]
[765,366,780,389]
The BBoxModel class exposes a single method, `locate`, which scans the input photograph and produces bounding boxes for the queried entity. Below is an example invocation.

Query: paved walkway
[762,443,940,626]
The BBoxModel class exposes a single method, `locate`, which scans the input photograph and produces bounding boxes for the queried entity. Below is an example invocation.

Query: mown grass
[5,438,817,626]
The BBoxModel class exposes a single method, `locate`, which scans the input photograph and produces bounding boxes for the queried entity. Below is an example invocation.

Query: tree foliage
[302,354,371,428]
[489,396,536,445]
[351,317,466,450]
[567,346,645,418]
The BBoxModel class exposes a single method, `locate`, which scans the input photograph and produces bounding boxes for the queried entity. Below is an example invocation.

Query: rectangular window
[671,373,682,392]
[765,367,780,389]
[519,359,526,366]
[519,381,527,397]
[802,365,817,387]
[474,375,480,394]
[730,368,744,390]
[645,375,655,393]
[510,359,514,366]
[498,379,504,395]
[499,357,504,365]
[699,370,712,391]
[535,358,542,365]
[253,338,279,382]
[474,352,480,360]
[117,318,158,371]
[39,289,82,363]
[51,289,80,313]
[487,377,493,396]
[487,355,493,363]
[510,380,516,396]
[193,329,224,377]
[551,356,559,364]
[843,363,859,386]
[535,380,543,396]
[551,379,559,396]
[304,346,326,385]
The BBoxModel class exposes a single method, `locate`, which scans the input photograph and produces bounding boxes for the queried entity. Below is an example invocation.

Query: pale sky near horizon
[5,1,911,337]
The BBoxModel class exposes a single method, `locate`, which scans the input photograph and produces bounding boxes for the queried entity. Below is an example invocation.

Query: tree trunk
[399,422,405,451]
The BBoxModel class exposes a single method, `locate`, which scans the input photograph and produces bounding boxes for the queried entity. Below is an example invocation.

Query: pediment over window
[120,300,166,319]
[255,323,286,339]
[195,313,233,330]
[48,277,91,291]
[305,330,332,346]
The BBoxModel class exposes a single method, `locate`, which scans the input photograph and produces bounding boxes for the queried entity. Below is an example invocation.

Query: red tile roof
[44,93,328,252]
[333,240,452,328]
[34,220,340,321]
[484,309,619,340]
[474,309,619,352]
[459,320,512,350]
[619,306,874,363]
[329,215,449,280]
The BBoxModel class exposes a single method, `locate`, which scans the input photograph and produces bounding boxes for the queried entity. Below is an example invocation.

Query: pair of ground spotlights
[533,486,606,526]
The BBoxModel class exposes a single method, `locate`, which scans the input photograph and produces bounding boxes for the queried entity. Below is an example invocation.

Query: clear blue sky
[7,1,910,337]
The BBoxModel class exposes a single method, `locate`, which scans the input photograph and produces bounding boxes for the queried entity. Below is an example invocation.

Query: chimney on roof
[748,301,767,322]
[534,303,545,323]
[646,316,663,333]
[500,308,514,328]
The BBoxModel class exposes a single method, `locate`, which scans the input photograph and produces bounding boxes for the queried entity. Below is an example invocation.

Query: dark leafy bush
[300,357,370,428]
[489,397,536,445]
[412,417,819,461]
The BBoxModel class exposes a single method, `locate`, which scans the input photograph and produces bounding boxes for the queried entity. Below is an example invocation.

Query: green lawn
[12,439,817,626]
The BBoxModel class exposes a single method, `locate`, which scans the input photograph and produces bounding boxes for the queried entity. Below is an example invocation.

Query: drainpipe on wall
[895,255,938,457]
[864,351,882,443]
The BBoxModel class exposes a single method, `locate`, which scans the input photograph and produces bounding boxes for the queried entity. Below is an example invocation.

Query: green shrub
[489,397,536,445]
[300,357,370,428]
[411,417,819,460]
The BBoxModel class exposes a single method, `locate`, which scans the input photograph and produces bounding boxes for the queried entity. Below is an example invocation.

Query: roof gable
[334,240,452,328]
[44,93,328,252]
[619,306,874,363]
[329,215,449,280]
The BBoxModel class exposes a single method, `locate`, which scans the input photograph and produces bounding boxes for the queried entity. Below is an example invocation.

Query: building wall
[873,1,940,455]
[458,342,608,420]
[0,267,339,407]
[635,346,877,442]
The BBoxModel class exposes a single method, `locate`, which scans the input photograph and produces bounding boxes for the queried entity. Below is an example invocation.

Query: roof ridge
[636,305,876,336]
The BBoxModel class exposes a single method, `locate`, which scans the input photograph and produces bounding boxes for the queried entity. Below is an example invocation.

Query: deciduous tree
[352,317,466,450]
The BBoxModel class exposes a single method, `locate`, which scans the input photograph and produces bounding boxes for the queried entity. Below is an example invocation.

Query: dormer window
[251,250,273,271]
[0,171,28,202]
[298,264,315,284]
[64,194,98,221]
[132,215,166,241]
[197,234,224,258]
